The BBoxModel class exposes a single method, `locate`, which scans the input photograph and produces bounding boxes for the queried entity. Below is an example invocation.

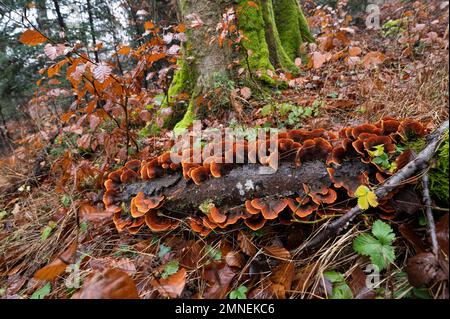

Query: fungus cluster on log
[102,118,429,236]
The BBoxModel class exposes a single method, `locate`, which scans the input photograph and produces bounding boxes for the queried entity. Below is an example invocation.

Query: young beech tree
[165,0,314,130]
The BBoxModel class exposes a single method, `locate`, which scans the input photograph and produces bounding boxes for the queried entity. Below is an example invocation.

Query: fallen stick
[295,120,449,254]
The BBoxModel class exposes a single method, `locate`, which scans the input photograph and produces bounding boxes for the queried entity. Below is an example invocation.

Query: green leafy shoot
[30,283,52,299]
[158,243,172,259]
[323,271,353,299]
[161,260,179,279]
[229,285,248,299]
[368,144,398,173]
[395,144,405,154]
[353,220,396,271]
[355,185,379,210]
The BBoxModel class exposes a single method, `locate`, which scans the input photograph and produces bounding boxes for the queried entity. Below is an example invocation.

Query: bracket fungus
[101,118,432,235]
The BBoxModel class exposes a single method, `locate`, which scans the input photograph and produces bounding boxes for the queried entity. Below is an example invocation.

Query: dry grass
[359,52,449,126]
[0,187,77,276]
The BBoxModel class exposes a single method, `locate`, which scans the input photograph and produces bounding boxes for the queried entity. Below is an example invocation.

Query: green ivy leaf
[61,194,71,208]
[323,271,345,283]
[161,260,179,279]
[229,285,248,299]
[30,283,51,299]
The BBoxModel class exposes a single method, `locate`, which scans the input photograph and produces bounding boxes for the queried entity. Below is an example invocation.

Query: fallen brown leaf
[238,231,256,256]
[34,239,78,281]
[152,268,187,298]
[72,268,139,299]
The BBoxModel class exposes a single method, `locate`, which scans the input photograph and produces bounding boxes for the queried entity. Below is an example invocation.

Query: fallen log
[101,118,446,237]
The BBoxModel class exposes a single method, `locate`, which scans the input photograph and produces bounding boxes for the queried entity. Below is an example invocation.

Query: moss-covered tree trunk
[166,0,314,130]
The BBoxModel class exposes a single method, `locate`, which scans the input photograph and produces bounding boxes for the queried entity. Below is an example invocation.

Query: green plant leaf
[368,144,385,157]
[161,260,179,279]
[229,285,248,299]
[261,104,273,117]
[158,244,172,259]
[79,221,88,233]
[323,271,345,283]
[331,283,353,299]
[372,220,395,244]
[30,283,51,299]
[327,92,339,99]
[353,220,396,271]
[395,145,405,154]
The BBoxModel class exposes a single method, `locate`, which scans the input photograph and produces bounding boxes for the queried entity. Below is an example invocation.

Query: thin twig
[421,173,439,256]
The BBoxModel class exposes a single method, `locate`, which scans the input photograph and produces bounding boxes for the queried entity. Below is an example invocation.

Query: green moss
[173,97,196,135]
[237,0,276,84]
[297,0,315,44]
[273,0,303,61]
[167,58,194,102]
[406,131,449,204]
[260,0,298,73]
[162,56,197,129]
[199,199,215,214]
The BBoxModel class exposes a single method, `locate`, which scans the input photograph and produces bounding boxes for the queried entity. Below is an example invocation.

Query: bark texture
[118,159,365,214]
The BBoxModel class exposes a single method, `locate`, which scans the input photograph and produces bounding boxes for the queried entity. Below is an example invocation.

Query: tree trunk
[86,0,99,63]
[35,0,50,35]
[51,0,68,41]
[0,105,13,155]
[165,0,314,131]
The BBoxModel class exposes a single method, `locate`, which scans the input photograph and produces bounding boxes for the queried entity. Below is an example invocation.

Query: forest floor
[0,1,448,299]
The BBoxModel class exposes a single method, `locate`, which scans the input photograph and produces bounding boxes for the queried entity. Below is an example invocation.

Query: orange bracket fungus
[102,119,430,235]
